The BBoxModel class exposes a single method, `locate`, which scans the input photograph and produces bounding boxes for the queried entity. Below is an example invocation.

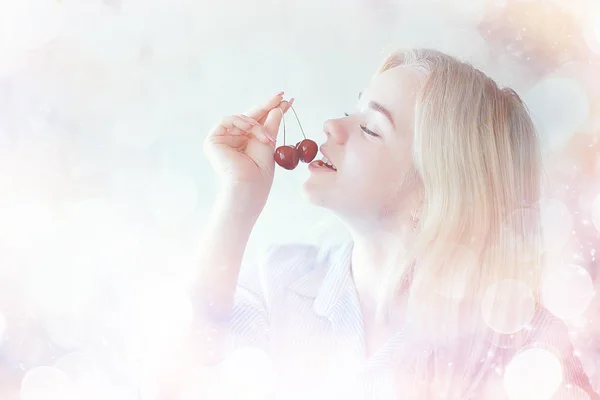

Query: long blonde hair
[377,49,545,398]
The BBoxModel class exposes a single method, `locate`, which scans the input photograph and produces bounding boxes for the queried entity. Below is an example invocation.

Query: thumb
[263,98,294,144]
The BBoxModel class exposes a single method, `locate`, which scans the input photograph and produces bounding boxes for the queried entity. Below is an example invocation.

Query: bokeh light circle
[481,279,535,334]
[54,352,116,400]
[503,348,563,400]
[541,264,595,320]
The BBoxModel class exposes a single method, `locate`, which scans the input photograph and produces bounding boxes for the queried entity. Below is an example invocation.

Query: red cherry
[274,145,300,170]
[295,139,318,163]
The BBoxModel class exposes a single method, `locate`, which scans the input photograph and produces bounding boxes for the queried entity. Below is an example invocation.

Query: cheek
[340,144,381,175]
[343,148,406,181]
[339,143,413,195]
[339,162,401,204]
[339,154,380,189]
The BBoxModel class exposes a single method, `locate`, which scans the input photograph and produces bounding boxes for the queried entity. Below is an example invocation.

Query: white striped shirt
[208,240,599,399]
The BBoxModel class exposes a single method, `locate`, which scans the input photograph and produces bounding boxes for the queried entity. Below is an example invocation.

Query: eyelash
[344,112,379,137]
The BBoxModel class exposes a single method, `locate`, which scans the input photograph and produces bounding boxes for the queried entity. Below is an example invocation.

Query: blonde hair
[376,49,545,398]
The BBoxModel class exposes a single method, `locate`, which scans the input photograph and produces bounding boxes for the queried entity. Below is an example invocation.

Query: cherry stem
[288,104,307,140]
[282,105,286,145]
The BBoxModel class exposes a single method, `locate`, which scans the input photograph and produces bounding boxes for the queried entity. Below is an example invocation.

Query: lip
[319,145,336,168]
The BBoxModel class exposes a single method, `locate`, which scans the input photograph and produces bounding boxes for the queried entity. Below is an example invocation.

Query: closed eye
[360,124,379,137]
[344,112,379,137]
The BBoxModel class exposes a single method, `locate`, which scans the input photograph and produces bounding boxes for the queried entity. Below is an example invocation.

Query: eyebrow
[358,92,396,130]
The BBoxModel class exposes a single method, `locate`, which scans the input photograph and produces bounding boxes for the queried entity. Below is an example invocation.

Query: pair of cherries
[275,139,318,170]
[272,103,318,170]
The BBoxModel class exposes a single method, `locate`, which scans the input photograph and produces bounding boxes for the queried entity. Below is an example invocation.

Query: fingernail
[276,91,284,96]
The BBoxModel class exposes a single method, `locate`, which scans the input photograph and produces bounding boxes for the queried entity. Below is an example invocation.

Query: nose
[323,118,348,144]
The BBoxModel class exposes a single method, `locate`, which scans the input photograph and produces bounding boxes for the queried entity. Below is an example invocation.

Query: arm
[191,184,269,364]
[154,186,271,398]
[155,93,290,397]
[152,185,269,400]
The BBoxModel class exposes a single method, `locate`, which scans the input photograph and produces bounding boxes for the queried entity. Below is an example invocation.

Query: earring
[411,213,419,231]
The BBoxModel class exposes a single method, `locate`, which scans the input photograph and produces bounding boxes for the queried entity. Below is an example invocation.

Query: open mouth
[314,156,337,171]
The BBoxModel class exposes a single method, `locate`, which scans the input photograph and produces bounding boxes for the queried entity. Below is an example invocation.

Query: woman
[193,49,599,399]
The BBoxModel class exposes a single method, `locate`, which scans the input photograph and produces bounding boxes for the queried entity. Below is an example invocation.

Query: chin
[301,180,356,216]
[301,180,327,208]
[302,181,387,223]
[302,178,343,209]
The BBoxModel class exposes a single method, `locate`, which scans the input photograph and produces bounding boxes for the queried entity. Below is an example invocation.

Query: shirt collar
[287,240,355,319]
[286,240,432,370]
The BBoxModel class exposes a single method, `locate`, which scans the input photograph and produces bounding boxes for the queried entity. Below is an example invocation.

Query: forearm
[193,184,266,320]
[157,192,261,397]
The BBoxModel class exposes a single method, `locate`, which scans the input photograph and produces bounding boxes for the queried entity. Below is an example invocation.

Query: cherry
[295,139,318,163]
[273,103,319,170]
[274,146,300,170]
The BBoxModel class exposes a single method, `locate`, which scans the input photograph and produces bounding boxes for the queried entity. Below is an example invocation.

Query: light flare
[541,264,595,320]
[481,279,535,334]
[503,348,563,400]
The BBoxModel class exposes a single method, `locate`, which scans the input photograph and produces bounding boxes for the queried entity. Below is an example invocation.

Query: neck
[342,212,417,318]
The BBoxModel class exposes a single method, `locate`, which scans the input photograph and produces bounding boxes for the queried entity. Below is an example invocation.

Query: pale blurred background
[0,0,599,398]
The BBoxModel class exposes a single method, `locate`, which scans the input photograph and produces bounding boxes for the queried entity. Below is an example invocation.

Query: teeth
[320,156,336,170]
[319,155,337,171]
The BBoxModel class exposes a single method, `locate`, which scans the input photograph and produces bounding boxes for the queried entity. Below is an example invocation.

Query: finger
[263,98,294,142]
[225,115,260,140]
[208,134,248,150]
[257,97,294,126]
[236,114,275,144]
[210,115,256,137]
[243,92,284,122]
[248,123,276,145]
[222,115,275,145]
[238,114,259,126]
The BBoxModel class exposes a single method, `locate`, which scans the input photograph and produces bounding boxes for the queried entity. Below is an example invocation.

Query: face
[302,66,424,223]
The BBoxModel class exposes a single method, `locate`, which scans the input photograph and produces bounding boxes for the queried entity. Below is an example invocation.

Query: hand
[204,93,294,195]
